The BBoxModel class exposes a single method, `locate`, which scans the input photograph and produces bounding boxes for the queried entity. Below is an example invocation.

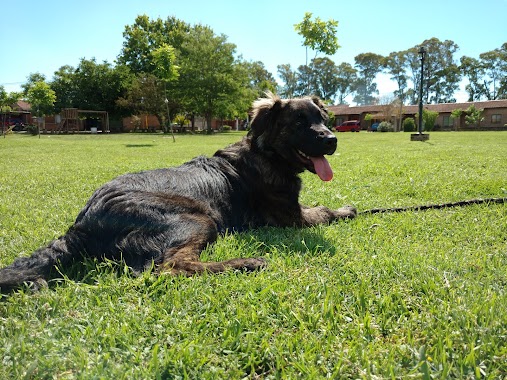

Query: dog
[0,93,356,291]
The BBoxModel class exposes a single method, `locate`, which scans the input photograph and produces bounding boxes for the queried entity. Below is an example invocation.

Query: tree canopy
[294,12,340,63]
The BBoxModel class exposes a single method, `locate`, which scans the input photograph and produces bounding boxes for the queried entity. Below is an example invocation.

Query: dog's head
[249,93,337,181]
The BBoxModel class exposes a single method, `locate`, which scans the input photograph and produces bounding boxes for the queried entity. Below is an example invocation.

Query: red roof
[12,100,31,112]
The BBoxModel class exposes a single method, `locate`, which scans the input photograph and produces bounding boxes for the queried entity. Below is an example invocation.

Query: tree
[150,43,179,83]
[21,72,46,95]
[151,43,180,137]
[353,52,383,105]
[464,105,484,127]
[460,56,485,101]
[119,15,252,130]
[408,38,461,104]
[50,65,77,111]
[295,64,314,97]
[422,109,439,131]
[277,64,298,98]
[240,60,277,98]
[308,57,339,102]
[118,15,190,74]
[479,44,507,100]
[50,58,132,117]
[26,81,56,134]
[384,51,409,102]
[450,108,463,130]
[116,73,166,128]
[335,62,357,104]
[1,87,21,135]
[176,25,245,133]
[294,12,340,65]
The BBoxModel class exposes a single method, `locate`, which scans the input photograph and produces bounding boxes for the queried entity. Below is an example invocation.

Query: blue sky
[1,0,506,102]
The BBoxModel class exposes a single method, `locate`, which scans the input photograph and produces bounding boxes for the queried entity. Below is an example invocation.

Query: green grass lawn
[1,131,506,379]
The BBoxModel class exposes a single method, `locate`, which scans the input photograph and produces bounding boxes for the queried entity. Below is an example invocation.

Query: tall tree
[118,15,190,74]
[460,56,485,101]
[353,52,383,105]
[335,62,357,104]
[26,81,56,133]
[58,58,132,116]
[295,64,314,97]
[308,57,339,102]
[409,38,461,104]
[176,25,244,133]
[479,44,507,100]
[294,12,340,94]
[21,73,46,95]
[116,73,166,126]
[277,64,298,98]
[384,51,409,102]
[50,65,77,111]
[499,42,507,99]
[239,60,277,98]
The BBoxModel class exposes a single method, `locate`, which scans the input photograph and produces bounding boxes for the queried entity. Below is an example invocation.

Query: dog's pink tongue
[310,156,333,181]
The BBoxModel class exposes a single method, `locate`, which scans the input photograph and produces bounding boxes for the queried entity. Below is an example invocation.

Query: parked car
[336,120,361,132]
[370,122,379,132]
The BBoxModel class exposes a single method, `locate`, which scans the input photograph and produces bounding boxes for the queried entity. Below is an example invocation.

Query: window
[443,115,453,127]
[491,114,501,124]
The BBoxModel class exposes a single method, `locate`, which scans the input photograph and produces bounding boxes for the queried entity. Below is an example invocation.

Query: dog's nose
[319,130,337,153]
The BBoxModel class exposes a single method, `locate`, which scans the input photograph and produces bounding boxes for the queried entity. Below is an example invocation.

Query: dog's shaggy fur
[0,94,356,291]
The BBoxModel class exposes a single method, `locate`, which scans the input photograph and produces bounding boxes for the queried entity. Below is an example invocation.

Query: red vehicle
[336,120,361,132]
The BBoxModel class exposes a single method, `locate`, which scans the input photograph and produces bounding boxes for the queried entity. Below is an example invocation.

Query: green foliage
[353,53,383,105]
[26,81,56,117]
[378,121,393,132]
[25,124,38,135]
[294,12,340,58]
[423,109,439,131]
[308,57,340,101]
[415,109,439,132]
[450,108,463,119]
[150,43,179,82]
[1,133,507,378]
[326,110,336,128]
[173,114,189,127]
[464,105,484,127]
[116,74,166,126]
[403,117,416,132]
[378,121,391,132]
[50,58,132,116]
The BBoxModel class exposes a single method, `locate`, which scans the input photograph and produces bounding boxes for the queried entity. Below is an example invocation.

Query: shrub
[403,117,416,132]
[423,109,439,131]
[378,121,394,132]
[25,124,38,135]
[221,125,232,132]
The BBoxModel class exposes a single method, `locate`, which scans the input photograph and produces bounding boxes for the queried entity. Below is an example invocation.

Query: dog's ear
[249,93,283,139]
[311,96,329,120]
[311,96,327,113]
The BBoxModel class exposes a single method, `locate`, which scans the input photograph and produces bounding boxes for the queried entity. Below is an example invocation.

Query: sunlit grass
[1,131,506,379]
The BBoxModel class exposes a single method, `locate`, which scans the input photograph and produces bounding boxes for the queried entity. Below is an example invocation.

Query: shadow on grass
[125,144,156,148]
[234,226,337,258]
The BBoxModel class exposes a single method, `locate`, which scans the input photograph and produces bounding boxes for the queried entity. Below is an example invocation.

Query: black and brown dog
[0,93,356,290]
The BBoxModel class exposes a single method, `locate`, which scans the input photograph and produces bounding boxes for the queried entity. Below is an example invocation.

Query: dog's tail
[0,227,83,292]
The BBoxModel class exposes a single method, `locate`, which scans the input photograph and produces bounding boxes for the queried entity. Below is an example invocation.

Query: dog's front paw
[336,205,357,219]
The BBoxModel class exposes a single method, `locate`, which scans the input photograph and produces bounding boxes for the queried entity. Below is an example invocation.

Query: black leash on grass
[359,197,507,215]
